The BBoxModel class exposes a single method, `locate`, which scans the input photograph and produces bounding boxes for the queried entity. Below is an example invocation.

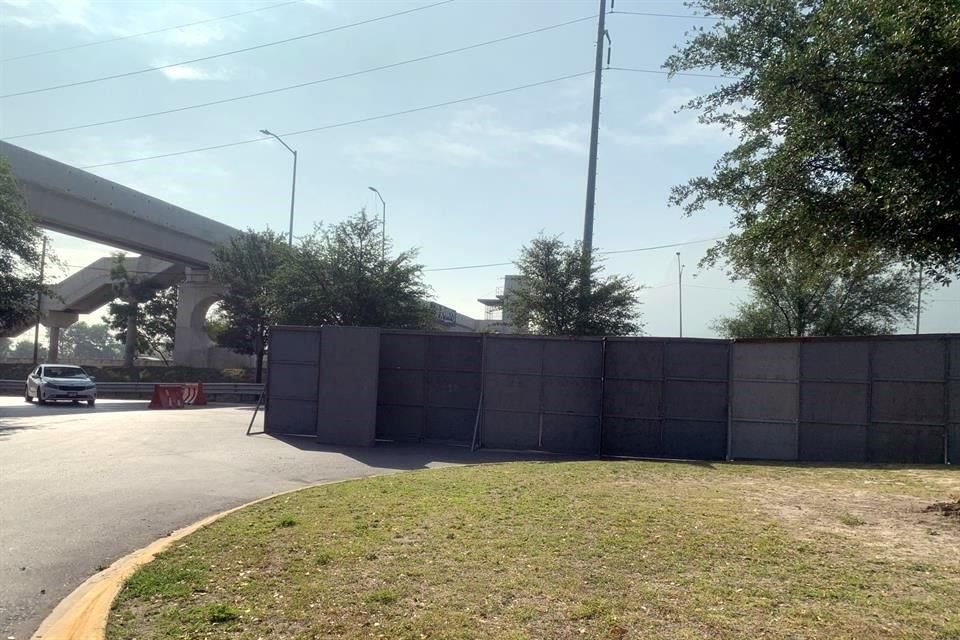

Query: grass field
[108,461,959,639]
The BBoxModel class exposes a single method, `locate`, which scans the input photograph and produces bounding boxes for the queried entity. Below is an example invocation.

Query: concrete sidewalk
[0,398,522,638]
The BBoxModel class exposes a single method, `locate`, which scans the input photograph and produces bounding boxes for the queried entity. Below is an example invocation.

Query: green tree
[10,340,46,360]
[665,0,960,282]
[504,234,642,336]
[271,211,432,330]
[106,286,178,363]
[203,304,228,343]
[0,156,43,335]
[105,254,175,366]
[712,239,917,337]
[211,230,291,383]
[60,322,124,360]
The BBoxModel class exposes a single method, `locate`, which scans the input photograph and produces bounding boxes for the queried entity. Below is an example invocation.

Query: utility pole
[32,235,47,365]
[676,252,684,338]
[581,0,609,279]
[915,265,923,334]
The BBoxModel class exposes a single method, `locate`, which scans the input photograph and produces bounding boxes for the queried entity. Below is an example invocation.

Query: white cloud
[33,134,232,205]
[350,106,585,171]
[156,62,231,82]
[0,0,244,48]
[604,88,733,148]
[0,0,95,30]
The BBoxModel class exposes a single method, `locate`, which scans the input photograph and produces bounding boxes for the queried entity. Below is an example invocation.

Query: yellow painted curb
[31,476,383,640]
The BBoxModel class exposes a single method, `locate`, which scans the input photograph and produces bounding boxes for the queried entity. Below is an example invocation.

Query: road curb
[30,477,381,640]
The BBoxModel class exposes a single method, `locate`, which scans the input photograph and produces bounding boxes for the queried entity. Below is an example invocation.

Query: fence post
[597,337,607,456]
[866,339,875,462]
[470,334,487,452]
[795,340,803,461]
[726,340,734,461]
[944,337,951,465]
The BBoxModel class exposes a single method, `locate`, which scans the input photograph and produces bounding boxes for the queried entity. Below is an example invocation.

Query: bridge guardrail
[0,380,262,403]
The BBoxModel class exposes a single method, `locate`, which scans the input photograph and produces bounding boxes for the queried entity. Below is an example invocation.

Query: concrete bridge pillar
[43,310,79,363]
[173,269,222,368]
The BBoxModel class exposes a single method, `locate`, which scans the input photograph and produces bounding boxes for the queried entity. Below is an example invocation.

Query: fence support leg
[247,389,265,436]
[471,334,488,452]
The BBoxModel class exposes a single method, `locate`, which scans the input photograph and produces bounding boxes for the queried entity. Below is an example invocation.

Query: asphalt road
[0,396,520,639]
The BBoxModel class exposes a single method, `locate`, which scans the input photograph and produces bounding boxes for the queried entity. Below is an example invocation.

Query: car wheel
[87,398,96,407]
[24,387,32,403]
[37,389,47,405]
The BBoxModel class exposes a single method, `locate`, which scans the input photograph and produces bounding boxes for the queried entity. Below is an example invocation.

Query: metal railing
[0,380,263,402]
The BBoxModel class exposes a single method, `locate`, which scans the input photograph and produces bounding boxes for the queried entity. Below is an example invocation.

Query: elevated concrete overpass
[1,256,183,361]
[0,141,245,367]
[1,142,235,267]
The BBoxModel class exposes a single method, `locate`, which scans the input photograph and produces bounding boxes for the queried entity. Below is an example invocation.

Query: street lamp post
[368,186,386,261]
[259,129,297,245]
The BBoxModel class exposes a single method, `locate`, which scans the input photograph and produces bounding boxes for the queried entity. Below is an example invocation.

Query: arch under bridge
[1,141,246,367]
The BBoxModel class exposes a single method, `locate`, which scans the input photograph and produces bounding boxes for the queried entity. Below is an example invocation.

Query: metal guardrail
[0,380,263,401]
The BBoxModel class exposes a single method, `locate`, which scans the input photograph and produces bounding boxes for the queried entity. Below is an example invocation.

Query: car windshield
[43,366,87,378]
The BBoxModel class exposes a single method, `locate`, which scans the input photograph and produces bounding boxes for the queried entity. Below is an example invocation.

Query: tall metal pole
[677,252,683,338]
[32,235,47,365]
[288,150,298,246]
[368,187,386,261]
[260,129,297,245]
[581,0,608,270]
[915,265,923,334]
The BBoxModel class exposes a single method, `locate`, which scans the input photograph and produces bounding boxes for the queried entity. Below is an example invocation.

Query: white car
[24,364,97,406]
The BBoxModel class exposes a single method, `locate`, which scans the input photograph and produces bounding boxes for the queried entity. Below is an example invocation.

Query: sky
[0,0,956,339]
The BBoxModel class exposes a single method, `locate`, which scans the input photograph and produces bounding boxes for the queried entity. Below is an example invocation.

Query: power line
[424,237,726,272]
[58,237,726,274]
[77,71,594,169]
[688,284,749,292]
[0,0,454,99]
[609,66,738,80]
[601,237,724,255]
[4,16,597,141]
[0,0,304,63]
[425,261,513,272]
[610,10,720,20]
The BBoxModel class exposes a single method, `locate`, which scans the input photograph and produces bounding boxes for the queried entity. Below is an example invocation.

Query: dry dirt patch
[731,467,960,567]
[925,497,960,520]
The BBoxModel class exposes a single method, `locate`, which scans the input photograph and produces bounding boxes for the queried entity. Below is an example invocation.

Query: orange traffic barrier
[148,385,185,409]
[183,382,208,405]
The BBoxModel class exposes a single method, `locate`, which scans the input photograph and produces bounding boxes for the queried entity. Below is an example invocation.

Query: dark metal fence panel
[661,341,729,460]
[424,334,482,443]
[376,332,481,444]
[729,337,950,464]
[730,342,800,460]
[798,341,870,462]
[868,338,946,463]
[264,326,321,436]
[316,326,380,446]
[268,326,955,464]
[601,339,729,460]
[480,336,603,454]
[376,333,426,442]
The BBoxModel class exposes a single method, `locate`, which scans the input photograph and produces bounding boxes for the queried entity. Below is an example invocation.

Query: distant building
[476,275,525,334]
[428,275,525,334]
